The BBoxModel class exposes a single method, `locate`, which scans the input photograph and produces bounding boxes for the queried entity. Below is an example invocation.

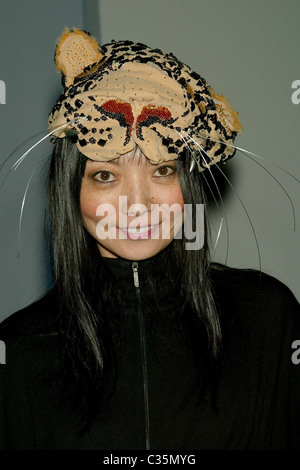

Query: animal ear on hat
[54,27,103,87]
[208,86,243,136]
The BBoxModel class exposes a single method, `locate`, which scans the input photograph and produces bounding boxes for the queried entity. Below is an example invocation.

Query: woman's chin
[97,238,173,261]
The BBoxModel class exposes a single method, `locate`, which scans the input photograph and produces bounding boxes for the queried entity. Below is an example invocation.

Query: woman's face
[80,147,184,260]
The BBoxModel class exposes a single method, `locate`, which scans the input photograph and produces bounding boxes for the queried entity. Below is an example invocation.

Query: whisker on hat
[193,130,299,232]
[182,130,263,276]
[178,130,230,268]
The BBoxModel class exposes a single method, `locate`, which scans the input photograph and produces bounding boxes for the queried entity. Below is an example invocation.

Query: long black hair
[46,137,222,430]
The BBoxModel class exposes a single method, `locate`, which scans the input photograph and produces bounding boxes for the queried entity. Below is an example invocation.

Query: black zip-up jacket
[0,258,300,450]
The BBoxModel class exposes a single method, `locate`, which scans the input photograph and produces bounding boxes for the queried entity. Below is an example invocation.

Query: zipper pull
[132,262,139,288]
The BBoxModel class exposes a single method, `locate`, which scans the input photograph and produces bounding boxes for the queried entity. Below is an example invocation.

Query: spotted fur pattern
[49,34,241,170]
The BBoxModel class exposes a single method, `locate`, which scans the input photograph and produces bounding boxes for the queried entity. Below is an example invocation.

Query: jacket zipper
[132,261,150,450]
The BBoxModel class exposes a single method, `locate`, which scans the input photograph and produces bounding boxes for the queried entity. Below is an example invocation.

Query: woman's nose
[120,175,151,216]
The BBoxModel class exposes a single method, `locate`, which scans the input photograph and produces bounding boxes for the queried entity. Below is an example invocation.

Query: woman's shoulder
[210,263,300,328]
[0,287,59,340]
[210,263,298,298]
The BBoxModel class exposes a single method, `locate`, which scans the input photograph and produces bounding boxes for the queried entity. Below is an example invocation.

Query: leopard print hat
[48,27,242,171]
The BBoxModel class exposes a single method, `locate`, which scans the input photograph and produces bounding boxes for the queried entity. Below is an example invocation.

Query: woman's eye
[153,166,175,177]
[94,171,116,183]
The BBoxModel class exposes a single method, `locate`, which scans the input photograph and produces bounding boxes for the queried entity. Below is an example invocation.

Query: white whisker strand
[198,132,300,231]
[231,139,300,185]
[179,131,230,255]
[189,156,196,173]
[0,130,47,173]
[196,130,300,183]
[1,120,84,197]
[182,131,262,275]
[0,130,52,193]
[213,217,224,252]
[211,160,263,275]
[196,132,299,231]
[238,150,296,231]
[199,133,300,195]
[12,122,79,171]
[1,116,86,256]
[199,150,229,265]
[239,149,300,184]
[178,131,230,266]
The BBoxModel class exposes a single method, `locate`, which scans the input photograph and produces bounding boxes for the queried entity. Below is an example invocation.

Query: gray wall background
[0,0,85,321]
[0,0,299,323]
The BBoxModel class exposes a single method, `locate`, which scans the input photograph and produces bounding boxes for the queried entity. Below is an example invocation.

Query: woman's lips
[117,223,160,240]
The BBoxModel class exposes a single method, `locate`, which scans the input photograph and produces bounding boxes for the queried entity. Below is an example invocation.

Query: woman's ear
[54,27,103,87]
[208,86,243,136]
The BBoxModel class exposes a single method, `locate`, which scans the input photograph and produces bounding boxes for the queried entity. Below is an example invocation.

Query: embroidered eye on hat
[48,27,242,171]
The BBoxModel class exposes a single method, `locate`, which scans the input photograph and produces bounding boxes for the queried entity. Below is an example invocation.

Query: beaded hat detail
[48,27,242,170]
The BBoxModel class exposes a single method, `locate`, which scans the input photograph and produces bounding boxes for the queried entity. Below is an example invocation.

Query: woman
[0,27,299,451]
